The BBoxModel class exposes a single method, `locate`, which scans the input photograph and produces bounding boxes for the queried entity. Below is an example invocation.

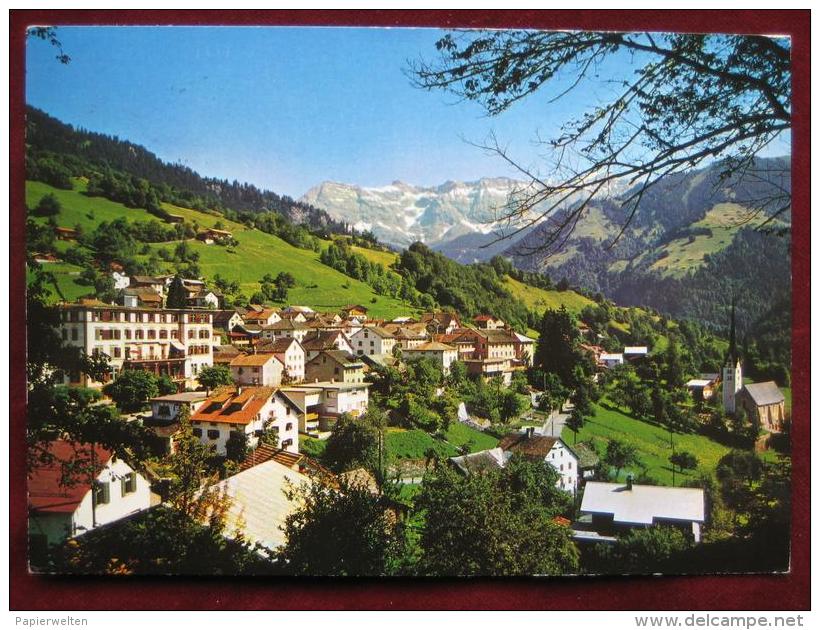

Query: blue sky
[26,27,791,198]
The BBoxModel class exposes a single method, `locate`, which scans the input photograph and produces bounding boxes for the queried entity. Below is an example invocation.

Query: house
[305,350,366,384]
[498,430,580,493]
[282,380,370,432]
[28,440,153,550]
[340,304,369,319]
[402,341,459,374]
[350,326,397,357]
[122,287,164,309]
[130,275,166,296]
[420,311,462,335]
[473,314,505,330]
[300,330,355,362]
[262,318,310,342]
[686,373,720,401]
[738,381,787,433]
[230,352,285,387]
[227,323,263,347]
[213,344,243,366]
[385,324,429,350]
[449,447,508,475]
[623,346,649,361]
[578,479,705,542]
[203,459,311,553]
[54,226,80,241]
[57,303,213,389]
[243,307,281,327]
[212,309,245,335]
[512,331,536,366]
[600,353,624,369]
[196,227,233,244]
[148,391,209,423]
[187,289,221,309]
[190,386,300,455]
[253,337,306,383]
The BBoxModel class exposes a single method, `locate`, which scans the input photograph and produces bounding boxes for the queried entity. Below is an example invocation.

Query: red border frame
[9,9,810,611]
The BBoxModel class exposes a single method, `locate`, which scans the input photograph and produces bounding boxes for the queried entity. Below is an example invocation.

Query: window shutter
[102,482,110,504]
[121,477,127,497]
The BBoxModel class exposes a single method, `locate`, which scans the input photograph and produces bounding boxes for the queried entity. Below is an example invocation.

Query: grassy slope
[502,275,595,315]
[384,428,457,460]
[444,423,499,453]
[26,180,414,319]
[562,402,732,486]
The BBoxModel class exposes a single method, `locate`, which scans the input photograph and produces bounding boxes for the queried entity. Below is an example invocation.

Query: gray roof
[743,381,785,406]
[449,448,507,475]
[581,482,705,525]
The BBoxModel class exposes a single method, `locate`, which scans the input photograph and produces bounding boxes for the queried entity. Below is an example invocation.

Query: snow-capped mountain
[300,177,528,249]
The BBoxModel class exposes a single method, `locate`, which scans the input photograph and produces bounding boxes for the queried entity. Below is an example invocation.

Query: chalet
[130,275,167,296]
[122,287,164,309]
[738,381,787,433]
[196,227,233,244]
[282,305,315,316]
[420,311,462,335]
[230,352,285,387]
[473,314,505,330]
[350,326,397,357]
[54,226,80,241]
[686,373,720,401]
[190,386,300,455]
[28,441,153,550]
[402,341,459,375]
[305,350,366,384]
[243,307,281,327]
[187,289,221,309]
[253,337,306,382]
[227,323,263,347]
[341,304,369,319]
[578,479,705,543]
[498,431,580,493]
[300,330,355,361]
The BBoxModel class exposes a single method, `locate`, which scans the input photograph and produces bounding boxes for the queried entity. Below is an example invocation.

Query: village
[28,268,790,572]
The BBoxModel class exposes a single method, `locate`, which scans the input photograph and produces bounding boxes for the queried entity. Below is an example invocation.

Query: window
[159,329,168,339]
[113,347,122,358]
[121,472,137,496]
[135,329,144,340]
[71,329,78,341]
[158,404,171,417]
[188,330,195,339]
[207,430,220,440]
[285,423,293,431]
[61,329,67,340]
[192,428,202,437]
[93,481,110,506]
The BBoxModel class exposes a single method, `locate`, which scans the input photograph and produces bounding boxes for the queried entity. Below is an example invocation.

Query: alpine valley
[301,159,792,341]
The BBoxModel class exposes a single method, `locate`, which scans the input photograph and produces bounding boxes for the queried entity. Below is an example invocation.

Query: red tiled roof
[230,353,282,367]
[191,387,276,426]
[28,441,113,514]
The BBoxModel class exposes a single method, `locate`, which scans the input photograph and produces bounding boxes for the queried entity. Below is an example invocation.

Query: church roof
[743,381,785,406]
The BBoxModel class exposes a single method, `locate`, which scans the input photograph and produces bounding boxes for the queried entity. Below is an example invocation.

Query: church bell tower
[723,299,742,414]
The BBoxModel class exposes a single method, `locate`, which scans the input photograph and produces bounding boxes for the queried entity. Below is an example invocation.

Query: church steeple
[726,297,737,365]
[723,297,742,414]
